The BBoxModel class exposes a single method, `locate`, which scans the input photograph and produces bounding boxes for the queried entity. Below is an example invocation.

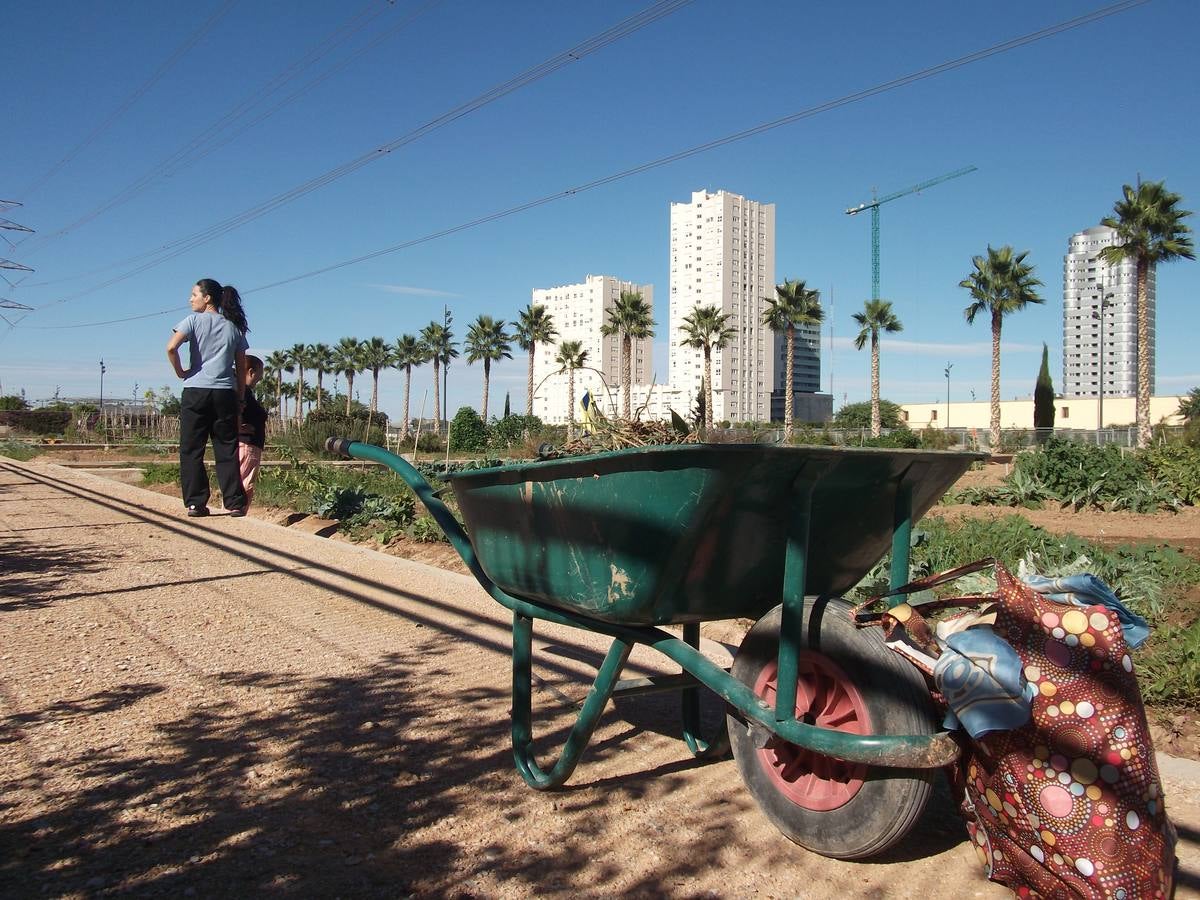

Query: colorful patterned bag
[855,558,1176,898]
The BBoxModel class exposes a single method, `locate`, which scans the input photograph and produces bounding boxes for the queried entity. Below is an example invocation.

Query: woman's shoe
[186,505,210,517]
[226,507,247,517]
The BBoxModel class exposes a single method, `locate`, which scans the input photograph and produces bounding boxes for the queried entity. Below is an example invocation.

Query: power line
[166,0,448,174]
[22,0,696,306]
[244,0,1151,293]
[15,0,238,201]
[16,0,1149,330]
[16,0,397,259]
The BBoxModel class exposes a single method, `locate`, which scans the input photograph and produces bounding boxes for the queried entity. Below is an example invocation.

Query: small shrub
[448,407,487,452]
[833,400,904,430]
[488,414,542,451]
[415,431,446,453]
[310,484,414,526]
[862,429,920,449]
[788,425,837,446]
[408,515,448,543]
[1140,622,1200,707]
[997,429,1028,453]
[139,462,180,485]
[1015,437,1146,504]
[1142,444,1200,505]
[919,427,957,450]
[279,413,385,456]
[0,441,41,461]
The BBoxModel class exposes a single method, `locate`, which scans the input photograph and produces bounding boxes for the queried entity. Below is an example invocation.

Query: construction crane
[845,165,977,300]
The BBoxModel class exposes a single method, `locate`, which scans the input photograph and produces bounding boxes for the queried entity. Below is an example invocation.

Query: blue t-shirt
[174,312,248,390]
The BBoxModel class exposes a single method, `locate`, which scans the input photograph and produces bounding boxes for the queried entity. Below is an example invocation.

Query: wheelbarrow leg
[680,623,731,759]
[511,612,633,790]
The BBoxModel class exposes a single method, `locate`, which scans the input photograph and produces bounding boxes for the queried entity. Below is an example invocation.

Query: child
[237,355,269,510]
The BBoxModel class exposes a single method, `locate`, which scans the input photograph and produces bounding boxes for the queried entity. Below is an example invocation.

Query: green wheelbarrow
[326,438,983,860]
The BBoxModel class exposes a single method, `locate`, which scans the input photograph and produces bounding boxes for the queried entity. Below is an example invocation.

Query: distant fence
[758,425,1186,451]
[70,411,301,442]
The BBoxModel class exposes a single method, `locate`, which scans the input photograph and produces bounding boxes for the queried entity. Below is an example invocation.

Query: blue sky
[3,0,1197,419]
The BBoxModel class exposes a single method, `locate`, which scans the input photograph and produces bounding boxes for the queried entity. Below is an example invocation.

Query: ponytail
[219,285,250,335]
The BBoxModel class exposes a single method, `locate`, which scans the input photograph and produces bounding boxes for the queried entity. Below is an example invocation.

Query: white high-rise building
[530,275,654,424]
[668,189,779,423]
[1062,224,1151,398]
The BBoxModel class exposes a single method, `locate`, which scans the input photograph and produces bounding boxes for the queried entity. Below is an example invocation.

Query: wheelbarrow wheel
[727,598,936,860]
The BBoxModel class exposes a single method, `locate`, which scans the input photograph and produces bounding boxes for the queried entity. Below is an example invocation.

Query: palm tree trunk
[1136,260,1151,448]
[431,359,442,435]
[371,370,380,414]
[345,374,354,416]
[703,347,713,431]
[295,367,304,425]
[990,309,1002,450]
[870,331,881,438]
[526,348,535,418]
[316,372,324,411]
[567,368,576,440]
[275,378,283,422]
[622,335,632,419]
[785,325,795,439]
[402,367,412,439]
[482,360,491,421]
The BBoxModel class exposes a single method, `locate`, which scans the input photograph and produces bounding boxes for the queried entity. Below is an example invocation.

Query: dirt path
[3,457,1200,898]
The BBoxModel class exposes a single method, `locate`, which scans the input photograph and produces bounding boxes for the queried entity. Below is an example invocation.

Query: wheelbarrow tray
[447,443,978,626]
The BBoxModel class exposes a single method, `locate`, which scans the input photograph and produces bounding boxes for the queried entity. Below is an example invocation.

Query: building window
[930,409,938,421]
[1061,407,1070,419]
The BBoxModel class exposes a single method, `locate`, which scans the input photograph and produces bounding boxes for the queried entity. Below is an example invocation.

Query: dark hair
[219,285,250,335]
[196,278,222,304]
[194,278,250,334]
[245,354,264,375]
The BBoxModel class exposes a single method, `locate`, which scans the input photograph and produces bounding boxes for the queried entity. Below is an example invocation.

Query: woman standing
[166,278,250,517]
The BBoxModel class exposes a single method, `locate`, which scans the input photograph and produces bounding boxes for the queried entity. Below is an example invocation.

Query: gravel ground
[2,456,1199,898]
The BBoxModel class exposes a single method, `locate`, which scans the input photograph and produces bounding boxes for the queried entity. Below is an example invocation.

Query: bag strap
[882,557,998,598]
[851,558,1003,657]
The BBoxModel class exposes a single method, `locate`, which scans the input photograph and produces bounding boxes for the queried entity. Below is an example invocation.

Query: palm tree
[554,340,589,440]
[852,299,904,438]
[265,350,290,422]
[308,343,335,412]
[678,304,736,431]
[286,342,311,424]
[761,279,823,439]
[334,337,364,416]
[465,315,512,421]
[1099,180,1195,448]
[1179,387,1200,426]
[601,290,654,419]
[514,303,557,417]
[359,337,393,416]
[960,246,1044,449]
[419,320,457,435]
[392,334,427,439]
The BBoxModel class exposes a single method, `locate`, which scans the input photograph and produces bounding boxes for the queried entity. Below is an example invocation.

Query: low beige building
[900,395,1187,431]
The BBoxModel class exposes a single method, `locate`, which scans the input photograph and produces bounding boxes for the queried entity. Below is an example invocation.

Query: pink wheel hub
[752,653,872,811]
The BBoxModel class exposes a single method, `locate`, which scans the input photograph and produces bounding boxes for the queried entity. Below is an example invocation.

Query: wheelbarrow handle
[323,437,489,586]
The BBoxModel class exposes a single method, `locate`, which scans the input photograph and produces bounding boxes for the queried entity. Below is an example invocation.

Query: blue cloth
[1020,572,1150,649]
[174,312,248,390]
[933,627,1031,738]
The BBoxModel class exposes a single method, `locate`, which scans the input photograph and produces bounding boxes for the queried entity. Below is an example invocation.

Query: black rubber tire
[727,598,937,860]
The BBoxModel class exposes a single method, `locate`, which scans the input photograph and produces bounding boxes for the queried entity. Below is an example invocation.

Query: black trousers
[179,387,246,511]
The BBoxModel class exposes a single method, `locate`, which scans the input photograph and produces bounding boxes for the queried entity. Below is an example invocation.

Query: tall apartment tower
[668,189,779,423]
[1062,224,1151,399]
[530,274,654,423]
